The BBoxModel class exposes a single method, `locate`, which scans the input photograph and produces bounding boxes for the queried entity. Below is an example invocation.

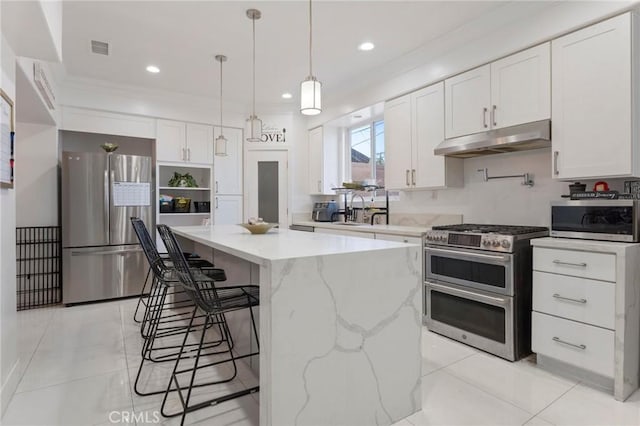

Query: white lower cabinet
[532,311,615,378]
[214,195,243,225]
[313,228,375,239]
[531,238,640,401]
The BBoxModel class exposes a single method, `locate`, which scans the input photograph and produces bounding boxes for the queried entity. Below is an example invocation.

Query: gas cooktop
[427,224,549,253]
[432,224,549,235]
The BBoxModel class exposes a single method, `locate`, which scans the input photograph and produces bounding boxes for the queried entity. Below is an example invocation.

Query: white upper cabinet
[307,126,339,195]
[156,119,213,164]
[552,13,637,179]
[491,43,550,129]
[384,94,413,190]
[156,120,186,162]
[385,83,462,190]
[445,64,491,139]
[214,195,243,225]
[214,127,243,195]
[445,44,550,138]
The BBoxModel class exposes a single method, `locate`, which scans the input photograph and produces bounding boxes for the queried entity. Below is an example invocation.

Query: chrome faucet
[350,193,366,223]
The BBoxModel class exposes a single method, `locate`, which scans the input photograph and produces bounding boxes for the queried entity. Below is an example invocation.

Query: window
[350,120,384,187]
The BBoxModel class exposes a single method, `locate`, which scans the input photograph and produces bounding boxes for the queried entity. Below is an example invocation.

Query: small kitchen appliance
[312,201,338,222]
[424,224,548,361]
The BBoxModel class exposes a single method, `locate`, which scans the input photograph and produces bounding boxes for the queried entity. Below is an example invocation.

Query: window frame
[346,118,384,185]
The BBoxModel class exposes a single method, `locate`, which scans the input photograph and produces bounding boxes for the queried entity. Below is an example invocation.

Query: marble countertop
[171,225,417,264]
[531,237,640,253]
[291,220,429,237]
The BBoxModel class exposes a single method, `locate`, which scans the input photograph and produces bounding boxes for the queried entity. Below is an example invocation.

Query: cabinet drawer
[375,234,422,245]
[533,271,615,329]
[533,247,615,282]
[532,312,614,378]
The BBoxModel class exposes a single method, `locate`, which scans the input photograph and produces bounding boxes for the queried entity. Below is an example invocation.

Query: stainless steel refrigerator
[62,151,153,305]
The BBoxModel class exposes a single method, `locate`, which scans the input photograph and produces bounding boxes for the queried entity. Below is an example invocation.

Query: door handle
[188,148,191,161]
[215,197,219,209]
[553,293,587,304]
[492,105,497,126]
[405,170,410,186]
[181,148,185,161]
[552,336,586,350]
[317,180,322,192]
[552,260,587,267]
[215,181,219,193]
[553,151,559,176]
[411,169,416,186]
[483,107,488,128]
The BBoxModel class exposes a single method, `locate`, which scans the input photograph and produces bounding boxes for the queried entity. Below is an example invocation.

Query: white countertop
[531,237,639,253]
[292,220,429,237]
[172,225,417,264]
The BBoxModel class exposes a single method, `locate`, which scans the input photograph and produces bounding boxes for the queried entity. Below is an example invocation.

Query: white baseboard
[0,359,22,419]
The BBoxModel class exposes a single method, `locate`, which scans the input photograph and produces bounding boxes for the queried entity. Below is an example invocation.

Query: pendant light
[214,54,228,156]
[246,9,263,142]
[300,0,321,115]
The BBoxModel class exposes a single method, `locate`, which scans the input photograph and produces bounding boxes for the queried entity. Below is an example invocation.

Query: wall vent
[90,40,109,56]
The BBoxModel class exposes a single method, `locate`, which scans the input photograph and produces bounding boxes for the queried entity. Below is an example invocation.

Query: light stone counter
[172,225,422,425]
[292,220,430,237]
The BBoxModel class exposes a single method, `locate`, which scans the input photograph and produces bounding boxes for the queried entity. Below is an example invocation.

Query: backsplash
[391,148,629,227]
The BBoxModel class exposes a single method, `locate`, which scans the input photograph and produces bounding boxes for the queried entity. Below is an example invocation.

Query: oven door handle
[428,281,508,305]
[426,246,510,263]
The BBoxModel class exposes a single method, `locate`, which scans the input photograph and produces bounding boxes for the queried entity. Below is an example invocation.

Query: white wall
[0,25,18,416]
[15,123,58,227]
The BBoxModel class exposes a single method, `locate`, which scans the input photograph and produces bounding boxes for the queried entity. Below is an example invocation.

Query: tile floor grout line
[421,351,479,378]
[12,367,131,396]
[529,380,581,425]
[436,368,537,418]
[119,304,138,423]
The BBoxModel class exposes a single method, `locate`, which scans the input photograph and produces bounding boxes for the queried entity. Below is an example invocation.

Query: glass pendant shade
[215,134,228,156]
[300,76,322,116]
[246,115,263,142]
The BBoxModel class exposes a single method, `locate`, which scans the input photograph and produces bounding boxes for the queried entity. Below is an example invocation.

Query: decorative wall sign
[251,123,286,143]
[0,89,14,189]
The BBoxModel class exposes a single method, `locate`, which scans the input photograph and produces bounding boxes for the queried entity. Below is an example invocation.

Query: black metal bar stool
[130,218,232,397]
[157,224,259,425]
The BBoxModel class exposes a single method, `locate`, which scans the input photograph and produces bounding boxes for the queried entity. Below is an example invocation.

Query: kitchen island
[171,225,422,426]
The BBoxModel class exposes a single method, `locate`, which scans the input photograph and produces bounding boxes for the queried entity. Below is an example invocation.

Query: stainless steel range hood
[434,119,551,158]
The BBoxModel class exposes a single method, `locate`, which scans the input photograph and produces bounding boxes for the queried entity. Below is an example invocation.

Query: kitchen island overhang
[171,225,422,426]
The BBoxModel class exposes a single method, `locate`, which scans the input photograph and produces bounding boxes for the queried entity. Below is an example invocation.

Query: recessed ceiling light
[146,65,160,73]
[281,92,293,99]
[358,42,375,51]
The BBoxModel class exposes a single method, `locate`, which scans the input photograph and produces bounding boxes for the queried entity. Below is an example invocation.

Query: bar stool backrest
[156,224,216,311]
[130,217,169,279]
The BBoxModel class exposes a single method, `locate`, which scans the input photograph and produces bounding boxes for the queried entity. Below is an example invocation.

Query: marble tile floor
[2,298,640,426]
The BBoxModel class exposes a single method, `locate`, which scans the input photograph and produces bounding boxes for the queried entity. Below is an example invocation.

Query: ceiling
[61,1,536,110]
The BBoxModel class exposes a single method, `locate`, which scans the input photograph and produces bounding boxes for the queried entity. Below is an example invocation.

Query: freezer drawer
[62,245,146,304]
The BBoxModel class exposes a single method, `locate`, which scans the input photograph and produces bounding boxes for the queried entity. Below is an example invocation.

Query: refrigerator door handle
[104,169,110,243]
[70,248,144,256]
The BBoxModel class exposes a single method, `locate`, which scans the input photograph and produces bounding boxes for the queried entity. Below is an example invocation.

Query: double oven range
[424,224,548,361]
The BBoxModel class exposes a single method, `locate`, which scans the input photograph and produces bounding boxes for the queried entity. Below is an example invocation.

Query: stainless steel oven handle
[552,260,587,267]
[553,293,587,304]
[426,246,509,262]
[428,281,508,305]
[553,336,586,350]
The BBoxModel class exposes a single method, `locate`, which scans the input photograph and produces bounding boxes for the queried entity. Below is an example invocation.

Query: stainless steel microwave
[550,200,640,242]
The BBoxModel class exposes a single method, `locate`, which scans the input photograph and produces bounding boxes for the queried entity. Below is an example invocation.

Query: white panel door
[445,64,491,138]
[214,195,243,225]
[244,150,289,227]
[156,120,186,162]
[214,127,243,194]
[413,82,446,188]
[384,94,412,190]
[186,123,213,164]
[551,13,632,179]
[308,127,324,194]
[491,43,550,129]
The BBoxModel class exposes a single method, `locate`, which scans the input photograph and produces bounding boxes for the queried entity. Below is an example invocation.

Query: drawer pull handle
[553,336,586,350]
[552,260,587,267]
[553,293,587,304]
